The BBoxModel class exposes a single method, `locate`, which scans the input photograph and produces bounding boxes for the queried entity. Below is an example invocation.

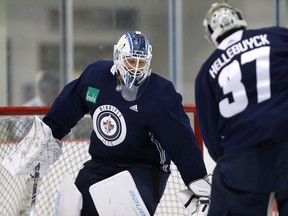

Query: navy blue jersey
[43,60,207,185]
[195,27,288,161]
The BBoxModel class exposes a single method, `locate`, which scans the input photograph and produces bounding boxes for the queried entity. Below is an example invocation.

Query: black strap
[184,194,197,208]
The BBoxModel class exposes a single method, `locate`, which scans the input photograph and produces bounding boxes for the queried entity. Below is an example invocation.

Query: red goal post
[0,104,202,216]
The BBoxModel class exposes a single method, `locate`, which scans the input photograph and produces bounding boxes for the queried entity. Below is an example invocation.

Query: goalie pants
[208,139,288,216]
[75,159,170,216]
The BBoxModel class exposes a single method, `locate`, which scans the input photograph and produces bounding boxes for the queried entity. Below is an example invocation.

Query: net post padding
[0,105,202,216]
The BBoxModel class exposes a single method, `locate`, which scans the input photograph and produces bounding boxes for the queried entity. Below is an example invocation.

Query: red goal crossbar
[0,106,50,115]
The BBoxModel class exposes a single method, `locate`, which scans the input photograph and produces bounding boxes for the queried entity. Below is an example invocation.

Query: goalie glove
[176,175,212,216]
[1,115,62,177]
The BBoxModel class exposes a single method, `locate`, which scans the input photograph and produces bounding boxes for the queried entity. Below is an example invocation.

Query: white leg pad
[89,170,150,216]
[55,174,82,216]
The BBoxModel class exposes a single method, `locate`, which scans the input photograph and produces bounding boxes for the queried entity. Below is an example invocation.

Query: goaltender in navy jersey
[196,26,288,161]
[196,3,288,216]
[43,31,207,215]
[44,60,205,182]
[43,43,207,215]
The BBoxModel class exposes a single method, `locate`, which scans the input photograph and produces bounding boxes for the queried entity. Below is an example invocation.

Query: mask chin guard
[116,72,149,101]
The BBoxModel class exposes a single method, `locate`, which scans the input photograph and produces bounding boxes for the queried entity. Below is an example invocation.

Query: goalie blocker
[176,175,212,216]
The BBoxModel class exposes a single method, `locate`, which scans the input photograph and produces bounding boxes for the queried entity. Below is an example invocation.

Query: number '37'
[218,46,271,118]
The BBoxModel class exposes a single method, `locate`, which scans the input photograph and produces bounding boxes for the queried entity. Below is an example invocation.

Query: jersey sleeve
[150,82,207,185]
[195,66,224,161]
[43,65,92,139]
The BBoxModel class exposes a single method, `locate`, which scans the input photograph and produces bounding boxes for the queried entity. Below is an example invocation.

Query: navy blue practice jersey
[195,27,288,161]
[43,60,207,185]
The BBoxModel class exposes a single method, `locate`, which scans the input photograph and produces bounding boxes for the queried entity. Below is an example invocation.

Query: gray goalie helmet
[203,2,247,47]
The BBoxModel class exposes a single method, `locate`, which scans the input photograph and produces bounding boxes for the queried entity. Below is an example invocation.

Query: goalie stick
[29,163,40,216]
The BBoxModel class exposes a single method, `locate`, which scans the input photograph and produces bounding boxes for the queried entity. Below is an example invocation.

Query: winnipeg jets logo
[103,115,115,133]
[93,105,127,146]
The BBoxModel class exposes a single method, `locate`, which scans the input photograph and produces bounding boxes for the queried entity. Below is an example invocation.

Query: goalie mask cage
[0,105,202,216]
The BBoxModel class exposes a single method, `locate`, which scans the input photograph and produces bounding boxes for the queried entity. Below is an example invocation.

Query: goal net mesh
[0,105,202,216]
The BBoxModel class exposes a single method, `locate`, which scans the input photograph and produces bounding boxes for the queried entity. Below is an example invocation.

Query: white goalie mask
[203,2,247,47]
[113,31,152,101]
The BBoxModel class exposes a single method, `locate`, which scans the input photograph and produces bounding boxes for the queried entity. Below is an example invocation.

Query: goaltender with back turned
[195,2,288,216]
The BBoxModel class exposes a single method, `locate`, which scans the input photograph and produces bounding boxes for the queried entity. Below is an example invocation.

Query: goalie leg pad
[55,174,82,216]
[89,170,150,216]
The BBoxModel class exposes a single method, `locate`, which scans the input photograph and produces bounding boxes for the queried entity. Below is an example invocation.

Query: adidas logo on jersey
[129,105,138,112]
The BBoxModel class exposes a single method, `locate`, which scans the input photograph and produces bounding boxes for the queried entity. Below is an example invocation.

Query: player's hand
[46,138,62,165]
[176,174,212,216]
[176,189,210,216]
[193,196,210,216]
